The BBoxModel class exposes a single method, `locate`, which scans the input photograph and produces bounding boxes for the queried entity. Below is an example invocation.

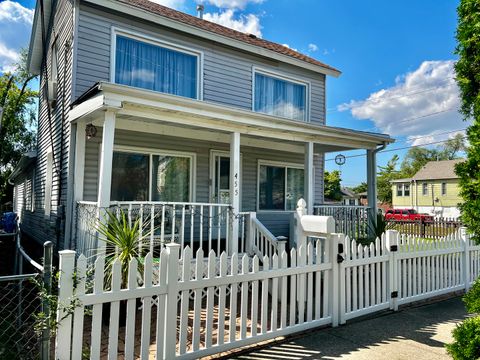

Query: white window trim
[112,145,197,202]
[252,66,311,122]
[396,184,403,197]
[110,27,204,100]
[256,159,304,212]
[441,182,447,196]
[422,182,428,196]
[404,184,410,197]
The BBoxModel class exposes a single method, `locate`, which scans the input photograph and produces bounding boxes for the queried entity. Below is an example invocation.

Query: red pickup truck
[385,208,434,222]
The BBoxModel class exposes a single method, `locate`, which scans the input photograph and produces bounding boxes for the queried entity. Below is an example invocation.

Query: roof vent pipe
[196,4,204,19]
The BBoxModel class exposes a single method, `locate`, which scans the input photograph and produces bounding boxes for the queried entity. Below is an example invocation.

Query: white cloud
[308,43,318,52]
[147,0,186,9]
[0,1,33,73]
[202,0,264,10]
[339,60,463,144]
[0,1,33,23]
[203,9,262,37]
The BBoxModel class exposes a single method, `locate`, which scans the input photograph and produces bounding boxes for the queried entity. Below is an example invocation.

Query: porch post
[304,142,314,215]
[366,149,378,234]
[97,111,116,250]
[230,132,240,255]
[73,121,86,203]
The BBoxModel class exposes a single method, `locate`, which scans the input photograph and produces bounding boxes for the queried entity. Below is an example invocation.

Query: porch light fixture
[85,123,97,139]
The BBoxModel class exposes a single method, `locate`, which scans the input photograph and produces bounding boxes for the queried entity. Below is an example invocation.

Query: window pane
[115,35,197,99]
[259,165,285,210]
[111,152,149,201]
[254,73,306,121]
[152,155,190,202]
[397,185,402,196]
[286,168,304,210]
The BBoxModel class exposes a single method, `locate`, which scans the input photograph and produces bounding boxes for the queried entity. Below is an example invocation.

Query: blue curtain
[115,35,198,99]
[254,73,306,120]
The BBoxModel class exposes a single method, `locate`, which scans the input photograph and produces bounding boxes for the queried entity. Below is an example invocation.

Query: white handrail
[250,216,285,259]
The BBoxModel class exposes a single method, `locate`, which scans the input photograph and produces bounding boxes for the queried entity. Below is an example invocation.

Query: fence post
[337,233,346,325]
[55,250,76,360]
[386,230,399,311]
[296,199,307,250]
[330,233,341,327]
[247,212,256,255]
[460,227,471,291]
[41,241,53,360]
[164,243,180,359]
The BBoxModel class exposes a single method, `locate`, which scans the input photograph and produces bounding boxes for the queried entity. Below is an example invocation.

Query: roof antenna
[196,4,204,19]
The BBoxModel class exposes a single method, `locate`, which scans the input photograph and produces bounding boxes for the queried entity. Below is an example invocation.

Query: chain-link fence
[0,273,42,360]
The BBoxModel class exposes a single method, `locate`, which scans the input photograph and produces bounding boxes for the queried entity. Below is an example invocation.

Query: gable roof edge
[82,0,341,77]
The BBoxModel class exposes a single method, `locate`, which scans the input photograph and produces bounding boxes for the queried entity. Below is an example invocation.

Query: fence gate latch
[337,254,345,264]
[391,291,398,298]
[390,245,398,252]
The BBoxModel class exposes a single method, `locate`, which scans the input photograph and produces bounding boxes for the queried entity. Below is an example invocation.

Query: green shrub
[464,278,480,314]
[446,316,480,360]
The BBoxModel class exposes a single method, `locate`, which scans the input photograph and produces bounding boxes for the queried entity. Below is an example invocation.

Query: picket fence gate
[55,229,480,360]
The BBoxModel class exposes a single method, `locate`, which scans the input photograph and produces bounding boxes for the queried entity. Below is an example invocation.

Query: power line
[325,135,468,162]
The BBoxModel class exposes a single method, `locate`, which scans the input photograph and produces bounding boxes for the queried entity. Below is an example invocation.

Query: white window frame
[256,159,305,212]
[441,182,447,196]
[396,184,403,197]
[252,66,311,122]
[45,149,53,216]
[404,183,410,197]
[422,182,428,196]
[112,145,196,202]
[110,27,204,100]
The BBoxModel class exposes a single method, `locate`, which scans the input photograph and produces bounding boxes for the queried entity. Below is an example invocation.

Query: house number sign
[234,172,239,196]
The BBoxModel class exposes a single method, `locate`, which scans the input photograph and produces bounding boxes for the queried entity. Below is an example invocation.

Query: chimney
[196,4,204,19]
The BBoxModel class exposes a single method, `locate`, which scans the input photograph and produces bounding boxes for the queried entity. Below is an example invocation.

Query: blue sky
[1,0,462,187]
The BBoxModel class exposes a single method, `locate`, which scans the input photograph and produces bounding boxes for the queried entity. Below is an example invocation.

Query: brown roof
[116,0,340,74]
[412,159,464,181]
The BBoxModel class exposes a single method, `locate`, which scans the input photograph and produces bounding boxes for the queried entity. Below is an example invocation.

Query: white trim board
[110,26,204,101]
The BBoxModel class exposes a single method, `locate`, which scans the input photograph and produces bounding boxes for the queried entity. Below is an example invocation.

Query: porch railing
[313,205,371,240]
[74,201,249,258]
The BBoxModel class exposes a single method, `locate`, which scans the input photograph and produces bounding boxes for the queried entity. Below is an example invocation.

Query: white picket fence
[56,228,480,360]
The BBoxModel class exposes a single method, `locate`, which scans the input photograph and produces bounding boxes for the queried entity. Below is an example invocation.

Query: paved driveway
[231,297,467,360]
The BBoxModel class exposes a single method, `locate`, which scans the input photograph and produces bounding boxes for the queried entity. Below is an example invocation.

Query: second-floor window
[254,70,308,121]
[114,32,200,99]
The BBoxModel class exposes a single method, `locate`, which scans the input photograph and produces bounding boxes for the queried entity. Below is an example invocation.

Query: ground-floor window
[258,161,304,211]
[110,148,194,202]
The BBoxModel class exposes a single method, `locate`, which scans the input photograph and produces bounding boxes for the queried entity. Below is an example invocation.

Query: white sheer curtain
[254,73,307,120]
[115,35,198,99]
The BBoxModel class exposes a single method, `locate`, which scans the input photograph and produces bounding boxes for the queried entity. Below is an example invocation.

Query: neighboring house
[324,187,360,206]
[391,159,463,219]
[10,0,393,252]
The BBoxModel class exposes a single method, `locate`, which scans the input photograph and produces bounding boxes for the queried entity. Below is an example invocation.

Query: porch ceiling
[69,82,394,151]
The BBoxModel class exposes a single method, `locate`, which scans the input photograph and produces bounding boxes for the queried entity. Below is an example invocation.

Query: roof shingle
[412,159,464,181]
[116,0,340,74]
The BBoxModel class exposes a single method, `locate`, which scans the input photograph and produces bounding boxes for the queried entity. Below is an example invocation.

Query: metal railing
[74,201,245,258]
[313,205,371,240]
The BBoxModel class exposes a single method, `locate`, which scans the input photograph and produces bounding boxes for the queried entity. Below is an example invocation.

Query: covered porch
[67,82,393,257]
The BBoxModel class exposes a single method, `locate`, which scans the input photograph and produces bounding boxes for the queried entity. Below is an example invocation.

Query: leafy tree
[454,0,480,242]
[351,182,367,194]
[441,133,467,160]
[377,154,400,204]
[324,170,342,201]
[0,50,37,206]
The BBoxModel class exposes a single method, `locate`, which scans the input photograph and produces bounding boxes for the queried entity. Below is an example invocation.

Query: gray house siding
[18,0,75,249]
[82,128,320,236]
[74,4,326,125]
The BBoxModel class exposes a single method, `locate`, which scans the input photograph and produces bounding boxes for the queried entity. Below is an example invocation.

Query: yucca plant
[95,209,156,289]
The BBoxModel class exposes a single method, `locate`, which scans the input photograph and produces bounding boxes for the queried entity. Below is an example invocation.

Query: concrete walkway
[231,297,467,360]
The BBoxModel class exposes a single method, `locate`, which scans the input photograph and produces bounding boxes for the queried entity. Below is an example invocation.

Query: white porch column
[366,149,377,231]
[74,122,86,203]
[304,142,314,215]
[230,132,240,255]
[97,111,116,209]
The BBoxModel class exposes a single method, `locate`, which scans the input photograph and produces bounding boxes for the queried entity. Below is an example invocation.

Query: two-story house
[391,159,463,219]
[10,0,393,255]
